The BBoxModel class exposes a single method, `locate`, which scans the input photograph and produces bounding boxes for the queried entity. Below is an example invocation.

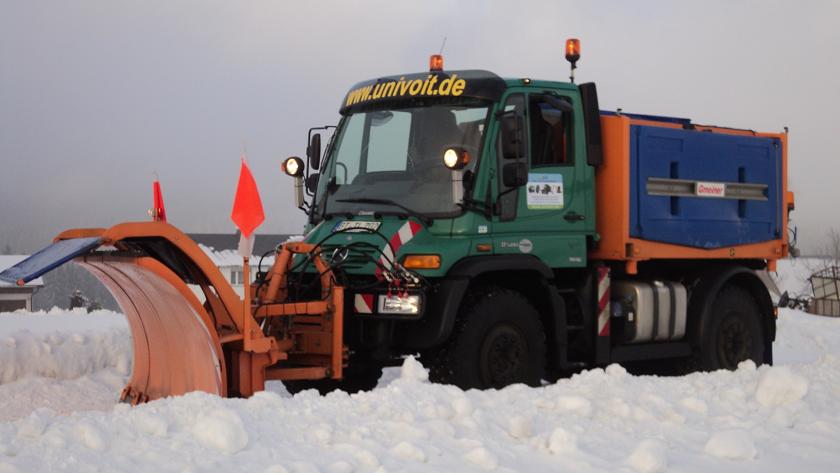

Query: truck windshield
[318,101,490,219]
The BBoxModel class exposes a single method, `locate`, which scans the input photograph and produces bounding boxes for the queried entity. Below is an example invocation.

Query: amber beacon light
[429,54,444,72]
[565,38,581,83]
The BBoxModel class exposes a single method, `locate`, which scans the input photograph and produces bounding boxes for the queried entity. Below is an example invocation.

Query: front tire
[428,286,546,390]
[698,285,766,371]
[282,359,382,395]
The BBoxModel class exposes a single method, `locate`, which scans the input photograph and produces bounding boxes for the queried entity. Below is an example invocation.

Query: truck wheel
[428,287,546,390]
[698,286,765,371]
[282,361,382,396]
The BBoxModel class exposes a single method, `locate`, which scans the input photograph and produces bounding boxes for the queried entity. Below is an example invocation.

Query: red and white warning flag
[230,157,265,257]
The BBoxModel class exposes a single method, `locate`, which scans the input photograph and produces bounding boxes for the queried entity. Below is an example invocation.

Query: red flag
[231,157,265,242]
[152,178,167,222]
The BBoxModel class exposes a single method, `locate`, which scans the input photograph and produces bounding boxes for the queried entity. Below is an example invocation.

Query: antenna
[438,36,447,55]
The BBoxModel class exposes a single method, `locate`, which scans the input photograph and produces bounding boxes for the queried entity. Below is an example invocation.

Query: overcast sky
[1,0,838,253]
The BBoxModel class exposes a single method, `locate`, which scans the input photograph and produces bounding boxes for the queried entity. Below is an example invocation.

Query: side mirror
[502,162,528,188]
[579,82,604,167]
[305,173,320,193]
[500,114,526,160]
[307,133,321,170]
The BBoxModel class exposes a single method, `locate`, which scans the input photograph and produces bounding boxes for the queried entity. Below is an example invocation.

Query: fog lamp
[378,294,421,315]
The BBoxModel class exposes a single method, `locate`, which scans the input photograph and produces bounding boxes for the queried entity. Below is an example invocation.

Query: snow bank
[0,353,838,472]
[626,439,668,473]
[755,366,809,407]
[191,406,249,454]
[704,430,757,461]
[0,260,838,471]
[0,310,130,385]
[0,308,128,337]
[0,310,130,420]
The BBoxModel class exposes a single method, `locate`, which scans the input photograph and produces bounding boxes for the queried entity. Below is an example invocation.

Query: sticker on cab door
[526,173,564,209]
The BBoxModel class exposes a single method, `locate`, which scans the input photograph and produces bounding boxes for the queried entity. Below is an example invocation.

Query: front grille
[320,244,380,270]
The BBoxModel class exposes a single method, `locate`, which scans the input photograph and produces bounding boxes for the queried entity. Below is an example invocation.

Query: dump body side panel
[629,125,782,248]
[590,114,790,269]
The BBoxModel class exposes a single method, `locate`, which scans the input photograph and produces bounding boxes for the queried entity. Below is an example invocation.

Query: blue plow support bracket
[0,237,102,285]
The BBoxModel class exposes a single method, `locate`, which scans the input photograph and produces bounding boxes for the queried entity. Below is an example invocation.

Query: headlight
[281,156,304,177]
[442,147,470,170]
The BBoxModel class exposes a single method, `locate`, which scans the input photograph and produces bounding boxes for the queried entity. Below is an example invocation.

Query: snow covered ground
[0,309,130,422]
[0,262,838,472]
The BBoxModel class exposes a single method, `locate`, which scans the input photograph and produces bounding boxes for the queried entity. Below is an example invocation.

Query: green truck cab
[281,65,781,393]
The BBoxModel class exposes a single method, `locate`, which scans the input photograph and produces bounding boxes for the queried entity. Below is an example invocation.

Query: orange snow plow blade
[78,256,226,402]
[24,221,346,403]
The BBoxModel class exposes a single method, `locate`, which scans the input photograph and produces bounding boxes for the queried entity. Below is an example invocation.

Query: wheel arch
[686,264,776,364]
[446,255,566,371]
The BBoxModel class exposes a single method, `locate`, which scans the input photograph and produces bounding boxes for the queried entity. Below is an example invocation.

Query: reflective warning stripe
[376,220,422,279]
[597,266,610,337]
[354,294,374,314]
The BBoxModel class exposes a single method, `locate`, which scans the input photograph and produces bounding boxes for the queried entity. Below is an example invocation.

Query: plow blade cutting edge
[0,222,345,403]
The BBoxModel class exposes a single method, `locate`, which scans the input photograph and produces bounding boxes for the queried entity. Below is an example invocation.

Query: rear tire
[697,286,765,371]
[428,286,546,390]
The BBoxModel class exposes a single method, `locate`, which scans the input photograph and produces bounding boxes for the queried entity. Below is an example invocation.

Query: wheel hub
[717,315,753,369]
[480,325,527,388]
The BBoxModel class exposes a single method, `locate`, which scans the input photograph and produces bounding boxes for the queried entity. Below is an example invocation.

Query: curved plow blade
[78,255,225,403]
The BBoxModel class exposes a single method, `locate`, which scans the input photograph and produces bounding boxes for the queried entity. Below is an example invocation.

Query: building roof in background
[197,244,277,268]
[188,233,296,256]
[191,233,302,268]
[0,255,44,288]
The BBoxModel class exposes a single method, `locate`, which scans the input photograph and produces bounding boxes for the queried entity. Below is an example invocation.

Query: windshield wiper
[335,198,433,226]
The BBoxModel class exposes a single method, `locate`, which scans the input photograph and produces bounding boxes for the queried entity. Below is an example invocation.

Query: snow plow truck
[0,41,793,402]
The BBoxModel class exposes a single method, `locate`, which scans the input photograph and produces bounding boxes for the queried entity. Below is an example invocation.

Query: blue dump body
[629,124,783,249]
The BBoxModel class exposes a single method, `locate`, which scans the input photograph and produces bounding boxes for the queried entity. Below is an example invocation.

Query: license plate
[333,221,381,233]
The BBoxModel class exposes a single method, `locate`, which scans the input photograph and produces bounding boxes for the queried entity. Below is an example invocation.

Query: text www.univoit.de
[345,74,468,107]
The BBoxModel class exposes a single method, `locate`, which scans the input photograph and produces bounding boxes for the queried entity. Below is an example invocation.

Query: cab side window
[496,94,526,221]
[529,95,573,166]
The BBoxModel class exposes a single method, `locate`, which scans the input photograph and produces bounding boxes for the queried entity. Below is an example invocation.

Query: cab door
[491,88,591,268]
